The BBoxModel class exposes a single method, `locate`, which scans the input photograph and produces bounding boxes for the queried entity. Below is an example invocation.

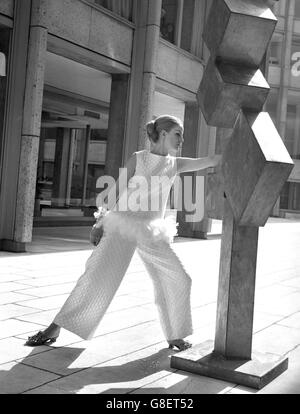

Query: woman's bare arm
[176,154,221,174]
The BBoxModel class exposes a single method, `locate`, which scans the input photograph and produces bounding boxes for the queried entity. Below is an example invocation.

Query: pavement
[0,218,300,394]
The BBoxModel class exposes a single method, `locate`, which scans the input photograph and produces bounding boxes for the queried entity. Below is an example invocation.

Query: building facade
[0,0,216,252]
[267,0,300,217]
[0,0,299,253]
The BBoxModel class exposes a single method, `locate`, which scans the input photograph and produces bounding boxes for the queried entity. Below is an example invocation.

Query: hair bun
[146,120,158,142]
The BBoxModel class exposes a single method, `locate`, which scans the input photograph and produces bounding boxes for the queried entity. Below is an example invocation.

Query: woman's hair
[146,115,183,143]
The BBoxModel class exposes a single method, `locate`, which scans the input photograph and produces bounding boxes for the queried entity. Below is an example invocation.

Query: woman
[26,115,221,351]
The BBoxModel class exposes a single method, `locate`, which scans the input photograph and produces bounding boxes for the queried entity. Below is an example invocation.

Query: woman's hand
[210,154,222,168]
[90,224,104,246]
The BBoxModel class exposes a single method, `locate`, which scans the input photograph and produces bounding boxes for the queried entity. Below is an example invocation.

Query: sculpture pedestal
[171,340,288,390]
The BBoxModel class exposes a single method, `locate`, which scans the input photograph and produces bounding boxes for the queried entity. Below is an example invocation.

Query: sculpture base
[170,340,288,390]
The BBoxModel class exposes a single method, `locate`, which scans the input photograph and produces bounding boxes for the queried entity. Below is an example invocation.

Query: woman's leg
[27,231,137,344]
[137,238,193,346]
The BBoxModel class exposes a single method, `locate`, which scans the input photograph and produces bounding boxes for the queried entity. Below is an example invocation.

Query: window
[160,0,198,54]
[180,0,195,52]
[269,33,283,65]
[160,0,178,44]
[291,38,300,78]
[295,0,300,19]
[93,0,135,22]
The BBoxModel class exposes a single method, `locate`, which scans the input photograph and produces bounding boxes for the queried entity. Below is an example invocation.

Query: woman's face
[161,125,184,154]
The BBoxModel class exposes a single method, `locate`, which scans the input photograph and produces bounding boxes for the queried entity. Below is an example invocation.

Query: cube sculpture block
[222,111,294,226]
[205,168,225,220]
[197,59,270,128]
[203,0,277,67]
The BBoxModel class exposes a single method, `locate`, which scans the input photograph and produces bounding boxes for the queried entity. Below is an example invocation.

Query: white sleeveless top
[100,150,178,243]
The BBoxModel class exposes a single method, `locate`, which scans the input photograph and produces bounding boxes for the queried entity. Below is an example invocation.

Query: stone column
[124,0,162,159]
[14,0,47,245]
[177,103,211,238]
[0,0,31,252]
[104,74,129,180]
[137,0,162,150]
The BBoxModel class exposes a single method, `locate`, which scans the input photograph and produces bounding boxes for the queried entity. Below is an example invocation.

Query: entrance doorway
[34,52,111,225]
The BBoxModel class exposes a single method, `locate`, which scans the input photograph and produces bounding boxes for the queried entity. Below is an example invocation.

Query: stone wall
[46,0,133,66]
[0,0,14,17]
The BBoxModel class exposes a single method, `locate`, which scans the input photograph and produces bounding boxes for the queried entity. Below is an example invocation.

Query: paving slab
[0,337,52,365]
[0,319,45,340]
[252,324,300,356]
[0,304,41,321]
[0,361,60,394]
[0,291,37,305]
[26,344,177,394]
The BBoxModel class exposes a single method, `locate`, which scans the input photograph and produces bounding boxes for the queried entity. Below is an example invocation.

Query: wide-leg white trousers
[54,230,193,341]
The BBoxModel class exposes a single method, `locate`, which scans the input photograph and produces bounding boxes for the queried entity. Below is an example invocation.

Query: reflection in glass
[180,0,194,52]
[269,33,283,65]
[35,125,107,218]
[160,0,177,44]
[94,0,134,21]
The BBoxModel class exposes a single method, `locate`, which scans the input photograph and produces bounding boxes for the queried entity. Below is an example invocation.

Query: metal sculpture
[171,0,294,389]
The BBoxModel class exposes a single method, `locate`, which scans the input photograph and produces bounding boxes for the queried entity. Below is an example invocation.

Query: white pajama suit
[54,150,193,341]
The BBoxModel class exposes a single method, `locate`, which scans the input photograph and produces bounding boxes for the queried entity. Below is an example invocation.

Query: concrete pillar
[138,0,162,150]
[52,128,70,207]
[104,74,129,179]
[177,103,212,238]
[0,0,31,252]
[124,0,162,159]
[13,0,47,245]
[273,0,295,216]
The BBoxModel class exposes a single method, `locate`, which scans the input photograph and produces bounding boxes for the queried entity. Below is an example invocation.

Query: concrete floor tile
[0,291,37,305]
[33,344,176,394]
[18,274,80,287]
[131,371,235,394]
[0,282,36,293]
[16,295,70,311]
[0,337,52,364]
[0,361,60,394]
[280,277,300,289]
[0,304,41,321]
[0,319,45,339]
[0,273,32,282]
[253,324,300,356]
[18,283,76,298]
[15,309,59,326]
[277,312,300,330]
[254,284,299,304]
[23,384,73,394]
[20,321,166,376]
[253,311,285,333]
[255,291,300,316]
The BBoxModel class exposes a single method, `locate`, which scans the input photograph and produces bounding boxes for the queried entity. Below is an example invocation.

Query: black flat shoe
[168,340,192,351]
[25,331,58,347]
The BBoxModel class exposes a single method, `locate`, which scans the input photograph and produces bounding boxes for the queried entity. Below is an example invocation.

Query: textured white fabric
[54,230,193,341]
[101,150,178,243]
[54,151,193,341]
